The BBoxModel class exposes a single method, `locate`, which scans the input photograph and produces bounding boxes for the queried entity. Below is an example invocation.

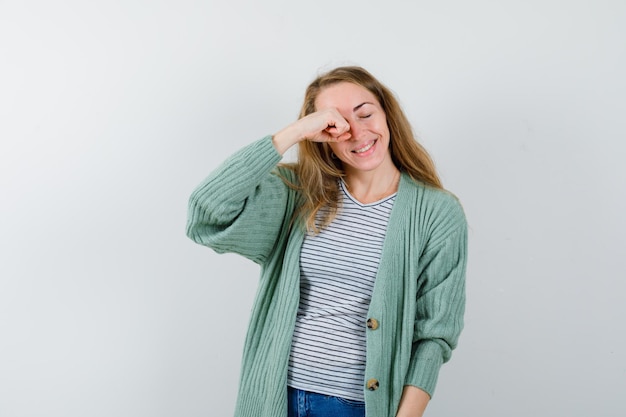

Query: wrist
[272,124,304,155]
[395,386,429,417]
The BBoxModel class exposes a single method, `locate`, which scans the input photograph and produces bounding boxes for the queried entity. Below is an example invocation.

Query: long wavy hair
[283,66,443,232]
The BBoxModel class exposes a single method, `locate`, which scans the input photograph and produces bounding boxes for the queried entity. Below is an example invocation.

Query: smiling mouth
[353,140,377,153]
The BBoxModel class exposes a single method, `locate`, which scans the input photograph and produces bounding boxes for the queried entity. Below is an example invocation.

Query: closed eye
[359,114,372,119]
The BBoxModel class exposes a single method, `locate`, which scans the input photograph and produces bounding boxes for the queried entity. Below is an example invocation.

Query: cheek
[378,119,390,138]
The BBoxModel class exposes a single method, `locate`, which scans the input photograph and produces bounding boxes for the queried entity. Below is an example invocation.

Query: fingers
[323,125,351,141]
[275,108,352,148]
[307,108,351,143]
[336,131,352,141]
[325,109,350,136]
[325,116,347,131]
[273,109,351,154]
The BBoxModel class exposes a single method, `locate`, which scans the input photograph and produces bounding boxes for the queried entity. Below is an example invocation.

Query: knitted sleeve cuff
[404,340,445,398]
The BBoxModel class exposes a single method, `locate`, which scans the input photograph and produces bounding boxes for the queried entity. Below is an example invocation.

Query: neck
[343,165,401,204]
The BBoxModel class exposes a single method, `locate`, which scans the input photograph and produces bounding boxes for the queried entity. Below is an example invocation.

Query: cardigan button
[366,378,380,391]
[366,318,379,330]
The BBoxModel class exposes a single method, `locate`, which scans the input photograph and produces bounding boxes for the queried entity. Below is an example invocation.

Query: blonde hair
[283,66,443,232]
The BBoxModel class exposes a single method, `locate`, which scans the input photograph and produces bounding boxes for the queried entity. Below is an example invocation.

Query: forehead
[314,82,380,111]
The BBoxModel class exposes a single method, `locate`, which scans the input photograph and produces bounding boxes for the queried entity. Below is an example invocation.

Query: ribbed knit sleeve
[404,198,468,397]
[186,136,292,265]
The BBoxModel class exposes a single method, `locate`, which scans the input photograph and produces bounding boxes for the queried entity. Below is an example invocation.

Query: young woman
[187,66,467,417]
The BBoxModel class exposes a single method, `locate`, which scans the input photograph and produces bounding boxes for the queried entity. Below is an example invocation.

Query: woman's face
[314,82,393,176]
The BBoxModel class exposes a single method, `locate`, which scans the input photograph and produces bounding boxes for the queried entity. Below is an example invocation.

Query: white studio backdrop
[1,1,625,416]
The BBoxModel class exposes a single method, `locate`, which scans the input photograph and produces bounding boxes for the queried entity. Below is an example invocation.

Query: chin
[346,157,387,173]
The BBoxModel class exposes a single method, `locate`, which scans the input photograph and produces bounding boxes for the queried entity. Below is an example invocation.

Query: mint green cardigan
[187,136,467,417]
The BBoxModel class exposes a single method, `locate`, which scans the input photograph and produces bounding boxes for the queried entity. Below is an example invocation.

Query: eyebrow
[353,102,375,112]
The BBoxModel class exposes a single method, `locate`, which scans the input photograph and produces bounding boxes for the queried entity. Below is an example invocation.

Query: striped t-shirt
[287,181,396,401]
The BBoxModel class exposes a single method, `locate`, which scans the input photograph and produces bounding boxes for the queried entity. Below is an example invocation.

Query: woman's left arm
[396,385,430,417]
[402,197,468,409]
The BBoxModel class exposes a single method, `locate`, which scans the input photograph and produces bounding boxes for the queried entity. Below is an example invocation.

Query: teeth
[354,141,375,153]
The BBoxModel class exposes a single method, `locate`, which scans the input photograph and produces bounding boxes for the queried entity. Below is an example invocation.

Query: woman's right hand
[272,109,352,155]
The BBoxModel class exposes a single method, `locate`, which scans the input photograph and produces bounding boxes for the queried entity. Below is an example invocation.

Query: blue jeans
[287,387,365,417]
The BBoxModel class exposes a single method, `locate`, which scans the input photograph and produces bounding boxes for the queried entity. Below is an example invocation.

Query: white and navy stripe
[287,181,396,402]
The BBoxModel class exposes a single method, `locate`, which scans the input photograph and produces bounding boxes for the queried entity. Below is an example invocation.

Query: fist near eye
[272,109,352,155]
